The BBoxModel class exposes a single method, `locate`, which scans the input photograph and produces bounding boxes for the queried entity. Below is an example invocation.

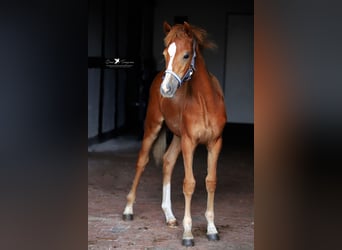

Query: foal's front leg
[161,135,181,227]
[122,119,163,220]
[205,137,222,241]
[181,136,197,246]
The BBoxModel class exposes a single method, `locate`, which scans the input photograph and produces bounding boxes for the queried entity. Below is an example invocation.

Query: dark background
[0,0,342,250]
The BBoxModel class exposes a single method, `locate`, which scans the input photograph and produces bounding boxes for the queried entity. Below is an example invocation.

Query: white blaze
[167,42,176,70]
[161,42,177,92]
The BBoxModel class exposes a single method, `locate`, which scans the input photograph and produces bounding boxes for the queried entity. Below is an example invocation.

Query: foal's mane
[164,23,217,51]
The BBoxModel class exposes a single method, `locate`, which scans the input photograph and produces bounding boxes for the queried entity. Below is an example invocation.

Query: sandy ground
[88,135,254,249]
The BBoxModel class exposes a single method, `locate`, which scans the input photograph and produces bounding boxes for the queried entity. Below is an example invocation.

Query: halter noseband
[163,40,197,87]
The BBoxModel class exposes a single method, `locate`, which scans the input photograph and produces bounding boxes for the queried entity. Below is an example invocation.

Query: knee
[205,178,217,192]
[183,179,196,195]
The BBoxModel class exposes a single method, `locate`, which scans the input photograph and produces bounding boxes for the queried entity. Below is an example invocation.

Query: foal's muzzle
[160,73,179,98]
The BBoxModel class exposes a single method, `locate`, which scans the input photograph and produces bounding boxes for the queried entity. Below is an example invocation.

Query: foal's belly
[186,119,223,144]
[164,116,182,137]
[164,115,224,145]
[162,110,225,144]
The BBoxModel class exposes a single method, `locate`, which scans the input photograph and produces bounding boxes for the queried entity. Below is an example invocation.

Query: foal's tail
[152,125,167,166]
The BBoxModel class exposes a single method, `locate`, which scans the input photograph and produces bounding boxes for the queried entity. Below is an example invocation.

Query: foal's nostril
[162,84,169,93]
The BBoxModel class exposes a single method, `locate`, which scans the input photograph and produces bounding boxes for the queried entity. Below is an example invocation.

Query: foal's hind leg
[161,135,181,227]
[205,137,223,241]
[122,120,163,220]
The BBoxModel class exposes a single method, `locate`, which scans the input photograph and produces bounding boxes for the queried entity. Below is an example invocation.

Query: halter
[163,39,197,87]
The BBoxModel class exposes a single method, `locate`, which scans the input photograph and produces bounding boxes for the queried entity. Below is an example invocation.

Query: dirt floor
[88,134,254,250]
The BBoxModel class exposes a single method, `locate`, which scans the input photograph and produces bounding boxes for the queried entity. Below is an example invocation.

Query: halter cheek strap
[163,40,197,87]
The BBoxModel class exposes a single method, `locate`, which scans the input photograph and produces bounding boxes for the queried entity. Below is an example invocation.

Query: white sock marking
[161,183,176,222]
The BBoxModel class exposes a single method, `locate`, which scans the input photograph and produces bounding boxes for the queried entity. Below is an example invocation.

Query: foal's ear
[183,21,191,35]
[163,21,172,34]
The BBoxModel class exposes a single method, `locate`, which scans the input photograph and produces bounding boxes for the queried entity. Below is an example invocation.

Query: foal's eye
[183,53,190,59]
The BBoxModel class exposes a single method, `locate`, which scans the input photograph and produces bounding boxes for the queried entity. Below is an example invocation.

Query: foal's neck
[191,55,215,97]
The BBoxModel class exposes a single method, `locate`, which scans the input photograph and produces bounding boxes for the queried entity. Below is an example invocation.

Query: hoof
[182,238,194,247]
[166,220,178,228]
[207,233,220,241]
[122,214,134,221]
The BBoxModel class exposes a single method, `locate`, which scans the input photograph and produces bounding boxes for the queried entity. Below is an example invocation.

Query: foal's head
[160,21,216,98]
